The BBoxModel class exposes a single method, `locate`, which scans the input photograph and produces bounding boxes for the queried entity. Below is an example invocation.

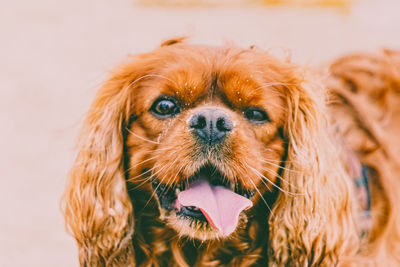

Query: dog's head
[63,39,357,266]
[125,42,290,240]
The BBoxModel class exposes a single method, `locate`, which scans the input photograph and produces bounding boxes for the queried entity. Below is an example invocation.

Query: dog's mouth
[152,164,255,237]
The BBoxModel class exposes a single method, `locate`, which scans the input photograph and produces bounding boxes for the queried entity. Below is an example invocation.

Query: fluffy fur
[327,49,400,266]
[62,39,400,266]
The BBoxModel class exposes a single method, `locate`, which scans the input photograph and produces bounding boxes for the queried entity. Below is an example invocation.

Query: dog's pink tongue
[177,179,252,236]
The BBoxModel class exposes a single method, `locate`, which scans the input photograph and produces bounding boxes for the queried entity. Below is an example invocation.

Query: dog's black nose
[188,107,233,145]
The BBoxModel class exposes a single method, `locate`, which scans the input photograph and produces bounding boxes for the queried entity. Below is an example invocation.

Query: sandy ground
[1,0,399,266]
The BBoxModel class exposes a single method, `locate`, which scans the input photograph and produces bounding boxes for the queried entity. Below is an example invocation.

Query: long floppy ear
[267,72,360,266]
[62,63,144,266]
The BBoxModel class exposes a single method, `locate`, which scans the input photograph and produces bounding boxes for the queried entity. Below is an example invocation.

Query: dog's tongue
[177,179,253,236]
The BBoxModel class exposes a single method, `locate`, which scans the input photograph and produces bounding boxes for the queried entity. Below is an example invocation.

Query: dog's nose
[188,107,233,145]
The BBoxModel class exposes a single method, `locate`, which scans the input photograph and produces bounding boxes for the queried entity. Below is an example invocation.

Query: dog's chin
[160,208,250,241]
[151,164,255,241]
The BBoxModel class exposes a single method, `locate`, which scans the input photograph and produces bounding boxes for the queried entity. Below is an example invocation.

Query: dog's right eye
[150,97,180,118]
[244,107,270,124]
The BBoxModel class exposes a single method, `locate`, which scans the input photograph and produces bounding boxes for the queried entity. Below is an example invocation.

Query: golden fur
[62,39,400,266]
[327,49,400,266]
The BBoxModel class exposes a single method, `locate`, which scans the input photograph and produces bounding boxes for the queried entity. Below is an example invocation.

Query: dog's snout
[188,108,233,145]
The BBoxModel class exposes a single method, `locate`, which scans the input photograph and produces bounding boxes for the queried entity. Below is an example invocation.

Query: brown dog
[63,39,400,266]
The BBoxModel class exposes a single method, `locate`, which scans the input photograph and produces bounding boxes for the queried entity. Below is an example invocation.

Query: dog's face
[125,43,292,240]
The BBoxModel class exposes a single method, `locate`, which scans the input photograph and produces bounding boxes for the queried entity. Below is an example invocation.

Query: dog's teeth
[175,188,181,195]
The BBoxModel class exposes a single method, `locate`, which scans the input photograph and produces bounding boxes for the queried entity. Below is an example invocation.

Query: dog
[62,38,400,266]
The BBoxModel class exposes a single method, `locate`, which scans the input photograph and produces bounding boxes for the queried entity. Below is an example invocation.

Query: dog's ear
[267,72,359,265]
[62,59,150,266]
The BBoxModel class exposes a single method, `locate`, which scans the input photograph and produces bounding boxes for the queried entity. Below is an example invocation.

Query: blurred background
[1,0,399,266]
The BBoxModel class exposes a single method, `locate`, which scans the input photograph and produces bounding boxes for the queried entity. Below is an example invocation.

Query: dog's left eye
[150,97,180,118]
[244,107,270,123]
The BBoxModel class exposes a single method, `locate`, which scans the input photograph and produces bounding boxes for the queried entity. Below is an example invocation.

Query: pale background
[1,0,399,266]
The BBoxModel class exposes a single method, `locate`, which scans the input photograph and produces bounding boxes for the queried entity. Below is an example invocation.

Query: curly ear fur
[61,62,147,266]
[268,72,359,266]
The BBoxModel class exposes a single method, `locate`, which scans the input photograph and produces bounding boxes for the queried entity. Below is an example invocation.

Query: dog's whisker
[251,170,274,193]
[260,159,299,173]
[126,128,160,145]
[260,158,295,164]
[164,163,186,196]
[126,146,184,179]
[259,152,294,163]
[125,155,160,172]
[151,146,176,153]
[258,165,303,192]
[130,164,169,190]
[131,175,155,184]
[143,152,185,207]
[246,175,274,218]
[130,176,155,190]
[125,146,178,172]
[158,156,183,195]
[141,164,171,207]
[128,165,157,182]
[246,164,302,196]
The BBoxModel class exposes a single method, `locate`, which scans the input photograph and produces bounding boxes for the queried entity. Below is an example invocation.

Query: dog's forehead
[153,45,284,108]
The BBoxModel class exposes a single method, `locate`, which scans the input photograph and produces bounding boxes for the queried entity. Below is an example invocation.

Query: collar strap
[353,164,372,236]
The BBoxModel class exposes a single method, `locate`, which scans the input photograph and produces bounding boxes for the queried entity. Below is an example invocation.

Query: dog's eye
[150,97,180,118]
[244,107,269,123]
